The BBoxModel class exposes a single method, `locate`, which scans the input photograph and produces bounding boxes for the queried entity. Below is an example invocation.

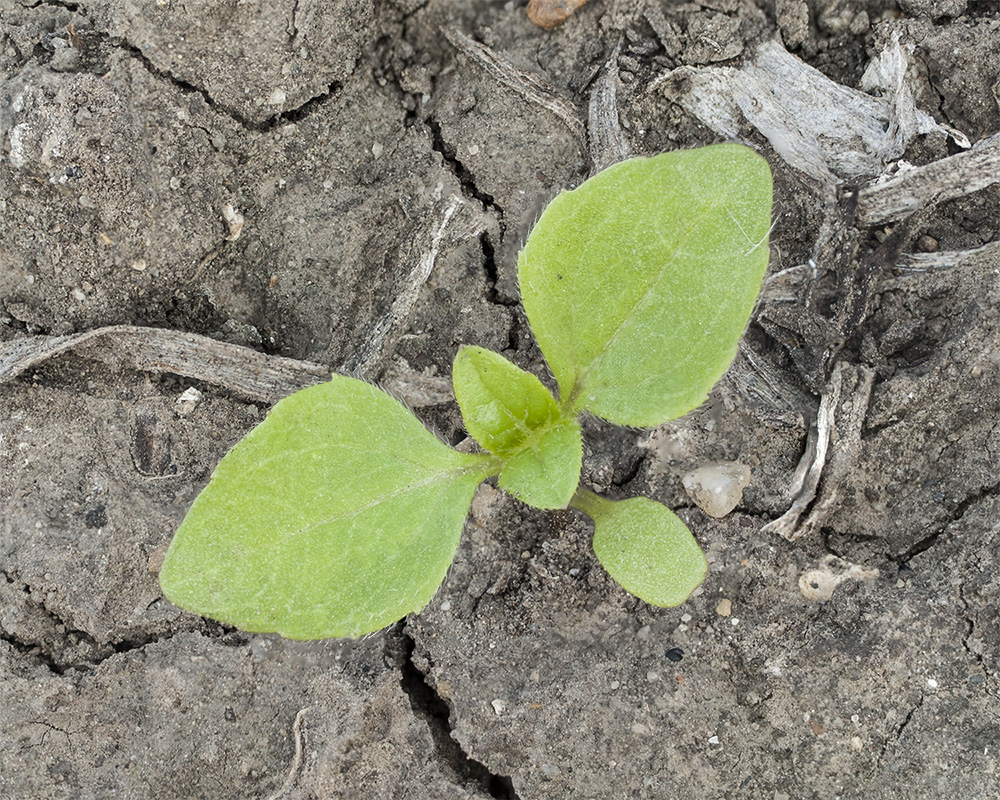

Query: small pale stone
[682,462,751,518]
[222,203,245,241]
[716,598,732,617]
[176,387,202,415]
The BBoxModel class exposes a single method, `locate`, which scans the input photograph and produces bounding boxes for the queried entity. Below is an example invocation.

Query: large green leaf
[452,345,561,456]
[158,376,495,639]
[572,490,707,607]
[518,144,773,427]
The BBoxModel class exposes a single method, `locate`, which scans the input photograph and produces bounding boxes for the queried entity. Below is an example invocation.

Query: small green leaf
[158,376,494,640]
[573,489,707,607]
[518,144,773,427]
[453,345,561,456]
[498,420,582,510]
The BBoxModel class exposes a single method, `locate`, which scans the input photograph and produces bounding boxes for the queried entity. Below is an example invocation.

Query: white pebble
[682,462,751,518]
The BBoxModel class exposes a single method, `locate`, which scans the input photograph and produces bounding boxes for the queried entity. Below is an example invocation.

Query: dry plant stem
[734,343,812,415]
[442,27,587,151]
[892,240,1000,275]
[762,361,874,541]
[0,325,329,403]
[347,195,462,378]
[528,0,589,30]
[264,707,311,800]
[587,37,631,173]
[858,132,1000,225]
[794,364,874,537]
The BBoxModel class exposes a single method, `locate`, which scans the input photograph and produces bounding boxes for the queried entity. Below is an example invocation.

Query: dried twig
[762,362,874,541]
[265,707,311,800]
[0,325,329,403]
[346,196,462,378]
[857,132,1000,225]
[587,37,631,173]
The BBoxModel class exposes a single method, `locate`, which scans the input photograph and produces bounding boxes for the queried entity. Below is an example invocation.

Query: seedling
[159,144,773,639]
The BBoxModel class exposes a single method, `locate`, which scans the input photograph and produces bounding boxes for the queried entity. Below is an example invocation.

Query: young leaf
[572,489,707,607]
[518,144,773,427]
[453,345,561,456]
[498,420,582,510]
[158,376,495,640]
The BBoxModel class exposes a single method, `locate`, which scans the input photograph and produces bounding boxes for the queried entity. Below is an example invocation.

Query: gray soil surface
[2,0,1000,798]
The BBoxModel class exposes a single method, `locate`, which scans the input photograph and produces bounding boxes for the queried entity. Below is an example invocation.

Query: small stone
[491,699,506,715]
[917,234,939,252]
[222,204,244,241]
[176,387,202,415]
[682,462,751,518]
[716,598,732,617]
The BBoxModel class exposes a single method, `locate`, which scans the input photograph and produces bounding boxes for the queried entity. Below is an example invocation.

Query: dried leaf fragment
[528,0,589,29]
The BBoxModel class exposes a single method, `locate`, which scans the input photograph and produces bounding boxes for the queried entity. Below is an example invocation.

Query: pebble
[682,462,751,518]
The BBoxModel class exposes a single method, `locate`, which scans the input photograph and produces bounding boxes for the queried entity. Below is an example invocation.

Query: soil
[2,0,999,798]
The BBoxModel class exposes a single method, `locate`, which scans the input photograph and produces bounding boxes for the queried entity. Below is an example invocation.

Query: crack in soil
[958,584,996,687]
[424,115,502,215]
[26,1,344,132]
[894,697,923,742]
[422,116,518,311]
[0,570,244,673]
[119,38,344,132]
[894,478,1000,565]
[873,696,924,769]
[387,624,519,799]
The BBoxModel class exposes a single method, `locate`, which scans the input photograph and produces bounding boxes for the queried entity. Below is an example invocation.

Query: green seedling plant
[159,144,773,639]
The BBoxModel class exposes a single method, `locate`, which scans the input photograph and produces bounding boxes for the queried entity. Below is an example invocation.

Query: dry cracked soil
[2,0,1000,798]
